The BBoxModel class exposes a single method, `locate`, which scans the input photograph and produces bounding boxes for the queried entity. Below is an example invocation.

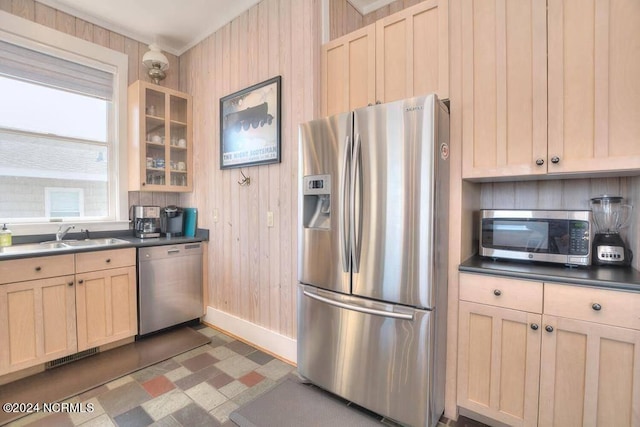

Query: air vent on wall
[45,347,99,369]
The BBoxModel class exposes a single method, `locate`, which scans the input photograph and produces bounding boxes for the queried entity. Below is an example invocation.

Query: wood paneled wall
[1,0,182,214]
[329,0,428,40]
[178,0,320,339]
[0,0,180,90]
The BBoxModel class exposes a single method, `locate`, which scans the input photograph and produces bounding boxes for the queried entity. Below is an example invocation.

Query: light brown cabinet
[539,283,640,427]
[321,24,376,117]
[0,248,137,377]
[75,248,137,351]
[460,0,640,179]
[321,0,448,116]
[458,273,640,426]
[547,0,640,174]
[0,267,77,376]
[457,274,542,427]
[128,80,193,192]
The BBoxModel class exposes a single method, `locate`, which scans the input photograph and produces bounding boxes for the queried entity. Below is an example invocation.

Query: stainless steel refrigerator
[297,94,450,427]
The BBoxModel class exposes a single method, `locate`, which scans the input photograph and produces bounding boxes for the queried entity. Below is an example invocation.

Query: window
[0,12,128,232]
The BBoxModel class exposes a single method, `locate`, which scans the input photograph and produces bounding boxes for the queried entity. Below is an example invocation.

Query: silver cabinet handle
[530,323,539,330]
[592,303,602,311]
[493,289,502,296]
[536,158,544,166]
[303,290,413,320]
[551,156,560,164]
[545,325,554,333]
[167,249,180,255]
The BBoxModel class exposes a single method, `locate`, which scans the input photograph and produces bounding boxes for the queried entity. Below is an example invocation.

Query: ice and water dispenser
[302,175,331,230]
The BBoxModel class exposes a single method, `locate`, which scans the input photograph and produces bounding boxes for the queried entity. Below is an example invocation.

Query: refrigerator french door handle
[340,135,351,273]
[302,290,414,320]
[351,133,363,273]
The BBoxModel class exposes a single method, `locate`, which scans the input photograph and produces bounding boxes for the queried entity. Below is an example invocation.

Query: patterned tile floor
[7,325,293,427]
[6,324,486,427]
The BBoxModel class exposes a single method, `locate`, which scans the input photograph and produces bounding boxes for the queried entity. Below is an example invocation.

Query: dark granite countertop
[460,255,640,293]
[0,229,209,261]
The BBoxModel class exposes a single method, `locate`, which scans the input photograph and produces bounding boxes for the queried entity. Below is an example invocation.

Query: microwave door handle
[341,135,351,273]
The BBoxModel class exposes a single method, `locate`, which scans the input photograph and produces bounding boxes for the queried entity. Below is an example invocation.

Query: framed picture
[220,76,282,169]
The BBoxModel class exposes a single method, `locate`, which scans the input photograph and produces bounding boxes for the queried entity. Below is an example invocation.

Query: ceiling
[38,0,393,56]
[38,0,262,56]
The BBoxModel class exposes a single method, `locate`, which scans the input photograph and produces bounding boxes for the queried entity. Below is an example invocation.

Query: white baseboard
[203,306,297,364]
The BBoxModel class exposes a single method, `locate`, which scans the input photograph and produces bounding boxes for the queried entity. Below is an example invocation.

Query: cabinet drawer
[75,248,135,273]
[459,273,543,313]
[544,283,640,330]
[0,254,75,284]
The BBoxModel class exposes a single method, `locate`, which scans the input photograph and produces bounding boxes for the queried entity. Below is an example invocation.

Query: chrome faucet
[56,225,75,241]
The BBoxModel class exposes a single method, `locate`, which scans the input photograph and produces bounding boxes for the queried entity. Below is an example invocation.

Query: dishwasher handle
[139,243,202,261]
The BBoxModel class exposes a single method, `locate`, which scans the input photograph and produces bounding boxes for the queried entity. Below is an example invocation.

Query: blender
[590,195,633,266]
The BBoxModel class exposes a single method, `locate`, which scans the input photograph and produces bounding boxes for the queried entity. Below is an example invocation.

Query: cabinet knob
[375,100,381,105]
[368,103,373,107]
[592,303,602,311]
[68,281,74,286]
[106,258,111,263]
[78,279,84,284]
[35,266,42,272]
[545,325,554,333]
[142,182,146,186]
[493,289,502,296]
[536,158,544,166]
[550,156,560,164]
[530,323,539,330]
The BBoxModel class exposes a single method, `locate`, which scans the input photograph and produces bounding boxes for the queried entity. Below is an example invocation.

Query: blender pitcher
[590,195,633,266]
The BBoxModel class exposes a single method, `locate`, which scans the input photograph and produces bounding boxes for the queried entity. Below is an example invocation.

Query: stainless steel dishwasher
[138,243,203,335]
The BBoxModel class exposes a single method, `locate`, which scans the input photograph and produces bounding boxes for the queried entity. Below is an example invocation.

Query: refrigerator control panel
[303,174,331,195]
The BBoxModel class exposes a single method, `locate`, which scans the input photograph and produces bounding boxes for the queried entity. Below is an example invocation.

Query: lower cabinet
[458,273,640,427]
[458,301,541,427]
[75,247,137,351]
[75,266,137,351]
[0,248,137,377]
[0,275,77,375]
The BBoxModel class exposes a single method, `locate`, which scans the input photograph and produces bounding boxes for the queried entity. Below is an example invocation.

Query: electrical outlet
[267,211,274,228]
[213,208,219,223]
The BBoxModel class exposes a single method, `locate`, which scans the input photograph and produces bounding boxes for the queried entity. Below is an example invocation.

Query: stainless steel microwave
[480,210,593,266]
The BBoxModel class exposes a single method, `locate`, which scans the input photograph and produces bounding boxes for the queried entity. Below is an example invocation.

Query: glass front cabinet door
[128,81,193,192]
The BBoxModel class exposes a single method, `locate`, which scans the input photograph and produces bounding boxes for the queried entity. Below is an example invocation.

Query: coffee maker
[131,205,161,238]
[590,195,633,266]
[161,206,183,237]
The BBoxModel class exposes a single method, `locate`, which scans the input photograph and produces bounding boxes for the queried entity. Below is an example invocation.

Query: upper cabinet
[547,0,640,174]
[461,0,547,179]
[460,0,640,180]
[321,0,449,117]
[128,81,193,192]
[322,25,376,117]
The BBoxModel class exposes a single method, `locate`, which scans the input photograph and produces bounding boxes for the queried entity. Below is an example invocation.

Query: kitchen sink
[65,238,129,247]
[0,242,69,254]
[0,238,130,256]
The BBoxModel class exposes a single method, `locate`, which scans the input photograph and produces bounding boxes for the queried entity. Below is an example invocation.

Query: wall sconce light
[142,44,169,84]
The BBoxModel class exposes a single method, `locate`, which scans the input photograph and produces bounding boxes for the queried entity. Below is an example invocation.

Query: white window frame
[0,10,128,235]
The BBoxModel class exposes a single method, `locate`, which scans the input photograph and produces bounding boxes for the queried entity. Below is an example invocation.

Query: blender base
[592,233,632,266]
